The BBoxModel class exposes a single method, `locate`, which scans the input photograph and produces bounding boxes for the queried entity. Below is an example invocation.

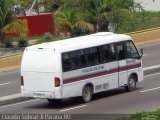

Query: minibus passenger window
[70,51,77,70]
[101,44,116,63]
[62,53,70,72]
[117,43,126,60]
[79,50,86,68]
[70,50,87,70]
[85,47,99,67]
[110,44,116,61]
[101,45,110,63]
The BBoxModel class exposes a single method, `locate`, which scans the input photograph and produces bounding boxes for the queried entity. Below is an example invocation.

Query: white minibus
[21,32,143,103]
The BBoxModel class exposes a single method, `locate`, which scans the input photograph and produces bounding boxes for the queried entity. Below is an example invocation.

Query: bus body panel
[127,59,143,82]
[62,62,119,98]
[21,48,62,99]
[118,60,128,86]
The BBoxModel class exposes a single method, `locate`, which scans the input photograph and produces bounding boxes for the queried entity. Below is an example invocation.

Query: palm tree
[83,0,110,32]
[55,8,93,37]
[0,0,28,47]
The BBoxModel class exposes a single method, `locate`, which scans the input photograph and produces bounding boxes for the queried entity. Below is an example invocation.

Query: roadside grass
[118,11,160,33]
[137,11,160,28]
[118,110,160,120]
[25,34,69,45]
[136,11,160,18]
[35,34,68,44]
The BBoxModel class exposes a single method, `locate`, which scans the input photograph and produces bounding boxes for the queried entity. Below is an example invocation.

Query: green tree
[85,0,110,32]
[20,0,63,13]
[55,9,93,37]
[45,0,63,12]
[67,0,136,32]
[0,0,28,47]
[58,0,110,32]
[18,0,32,8]
[105,0,134,32]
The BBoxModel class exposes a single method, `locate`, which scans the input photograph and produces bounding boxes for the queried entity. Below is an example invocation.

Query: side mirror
[140,48,143,58]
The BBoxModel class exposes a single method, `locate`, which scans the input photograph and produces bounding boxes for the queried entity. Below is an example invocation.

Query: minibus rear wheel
[82,85,93,103]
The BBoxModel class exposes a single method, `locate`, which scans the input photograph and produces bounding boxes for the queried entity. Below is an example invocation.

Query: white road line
[143,54,148,57]
[0,99,39,109]
[60,105,87,112]
[140,87,160,93]
[0,82,11,86]
[144,72,160,77]
[143,64,160,71]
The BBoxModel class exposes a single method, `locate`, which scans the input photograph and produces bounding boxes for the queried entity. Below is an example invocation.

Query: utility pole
[28,0,36,15]
[36,0,40,15]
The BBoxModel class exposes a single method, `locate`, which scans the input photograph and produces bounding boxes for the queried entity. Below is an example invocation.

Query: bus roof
[26,32,132,52]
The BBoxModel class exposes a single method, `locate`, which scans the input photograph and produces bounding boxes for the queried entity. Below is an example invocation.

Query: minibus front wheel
[125,75,137,92]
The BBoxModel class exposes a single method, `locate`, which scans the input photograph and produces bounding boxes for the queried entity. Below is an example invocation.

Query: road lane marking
[0,82,11,86]
[60,105,87,112]
[143,54,148,57]
[0,99,39,109]
[144,72,160,78]
[140,87,160,93]
[144,64,160,71]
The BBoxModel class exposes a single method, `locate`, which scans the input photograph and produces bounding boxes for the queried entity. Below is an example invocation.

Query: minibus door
[116,42,128,86]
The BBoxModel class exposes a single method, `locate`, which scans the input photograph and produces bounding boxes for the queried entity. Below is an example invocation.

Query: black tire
[82,85,93,103]
[125,75,137,92]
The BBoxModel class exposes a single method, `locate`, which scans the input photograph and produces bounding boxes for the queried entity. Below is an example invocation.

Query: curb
[0,94,31,106]
[0,65,160,107]
[0,66,20,73]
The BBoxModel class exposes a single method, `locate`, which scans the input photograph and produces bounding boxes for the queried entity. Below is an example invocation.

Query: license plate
[33,93,45,98]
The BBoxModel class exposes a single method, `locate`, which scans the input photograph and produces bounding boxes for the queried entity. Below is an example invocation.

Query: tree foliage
[17,0,137,33]
[0,0,28,47]
[56,0,136,32]
[55,8,93,37]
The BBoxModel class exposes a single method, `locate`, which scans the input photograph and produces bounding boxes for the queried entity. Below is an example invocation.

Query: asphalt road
[138,42,160,67]
[0,70,20,97]
[0,41,160,97]
[0,72,160,115]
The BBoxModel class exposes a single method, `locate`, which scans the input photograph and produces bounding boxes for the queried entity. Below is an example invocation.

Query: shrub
[36,32,53,44]
[17,35,28,47]
[35,33,68,44]
[4,38,14,48]
[43,32,53,42]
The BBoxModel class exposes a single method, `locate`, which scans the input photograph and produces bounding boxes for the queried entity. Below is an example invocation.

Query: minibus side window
[76,50,86,69]
[101,44,110,63]
[126,41,140,59]
[62,53,70,72]
[63,50,87,71]
[70,51,77,70]
[110,44,117,61]
[100,44,117,63]
[85,47,100,67]
[116,42,126,60]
